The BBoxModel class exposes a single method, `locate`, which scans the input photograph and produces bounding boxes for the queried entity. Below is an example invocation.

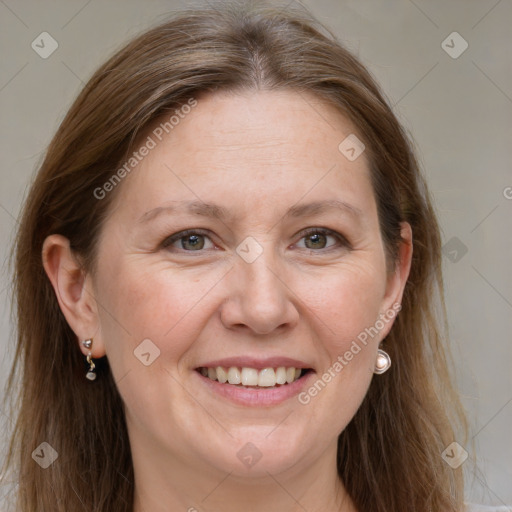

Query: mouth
[193,364,316,406]
[195,366,314,389]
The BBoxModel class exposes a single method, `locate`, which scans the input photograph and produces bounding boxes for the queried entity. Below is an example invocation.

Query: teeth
[227,367,241,385]
[200,366,306,387]
[241,368,258,386]
[276,367,287,384]
[216,366,228,383]
[258,368,276,387]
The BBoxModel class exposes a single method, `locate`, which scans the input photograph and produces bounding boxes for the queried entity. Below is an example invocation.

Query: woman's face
[85,90,411,478]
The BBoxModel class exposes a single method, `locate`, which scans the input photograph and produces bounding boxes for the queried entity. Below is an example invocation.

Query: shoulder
[465,503,512,512]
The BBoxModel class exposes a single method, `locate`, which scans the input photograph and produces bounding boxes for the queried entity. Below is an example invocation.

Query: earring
[374,348,391,374]
[82,339,96,381]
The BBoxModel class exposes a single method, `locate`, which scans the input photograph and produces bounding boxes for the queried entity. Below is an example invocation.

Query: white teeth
[227,367,241,385]
[258,368,276,387]
[216,366,228,383]
[241,368,259,386]
[200,366,306,387]
[275,367,287,384]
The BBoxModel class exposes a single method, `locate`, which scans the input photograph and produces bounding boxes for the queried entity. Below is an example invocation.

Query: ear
[42,234,106,358]
[378,221,413,339]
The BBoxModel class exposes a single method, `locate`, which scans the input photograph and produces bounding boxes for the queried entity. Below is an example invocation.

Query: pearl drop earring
[81,339,97,381]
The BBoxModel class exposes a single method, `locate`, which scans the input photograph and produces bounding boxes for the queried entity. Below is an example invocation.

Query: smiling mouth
[195,366,314,388]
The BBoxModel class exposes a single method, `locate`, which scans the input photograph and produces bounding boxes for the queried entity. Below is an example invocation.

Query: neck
[131,436,357,512]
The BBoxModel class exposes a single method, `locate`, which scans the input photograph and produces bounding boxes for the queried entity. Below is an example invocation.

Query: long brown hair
[3,2,467,510]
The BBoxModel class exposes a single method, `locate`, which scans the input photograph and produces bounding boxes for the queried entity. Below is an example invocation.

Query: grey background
[1,0,511,507]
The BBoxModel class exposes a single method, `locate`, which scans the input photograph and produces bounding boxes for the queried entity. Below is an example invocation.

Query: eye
[161,227,350,254]
[162,229,215,251]
[294,228,349,251]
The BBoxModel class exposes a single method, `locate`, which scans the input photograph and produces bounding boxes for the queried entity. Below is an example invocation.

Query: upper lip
[195,356,314,371]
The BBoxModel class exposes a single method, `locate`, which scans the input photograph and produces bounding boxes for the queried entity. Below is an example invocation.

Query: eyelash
[161,227,351,253]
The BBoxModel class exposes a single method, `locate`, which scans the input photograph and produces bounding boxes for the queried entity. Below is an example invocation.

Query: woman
[3,2,500,511]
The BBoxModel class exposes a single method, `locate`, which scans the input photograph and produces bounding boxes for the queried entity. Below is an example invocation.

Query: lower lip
[194,370,315,406]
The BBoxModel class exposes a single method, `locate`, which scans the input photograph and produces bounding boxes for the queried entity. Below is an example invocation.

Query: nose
[219,249,300,336]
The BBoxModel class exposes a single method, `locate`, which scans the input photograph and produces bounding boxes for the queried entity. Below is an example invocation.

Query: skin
[43,89,412,512]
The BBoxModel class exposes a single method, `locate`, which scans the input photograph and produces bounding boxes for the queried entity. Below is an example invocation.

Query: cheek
[95,260,227,368]
[296,266,383,432]
[297,259,388,426]
[299,258,388,355]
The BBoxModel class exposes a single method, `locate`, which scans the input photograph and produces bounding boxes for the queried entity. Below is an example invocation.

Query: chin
[206,428,313,477]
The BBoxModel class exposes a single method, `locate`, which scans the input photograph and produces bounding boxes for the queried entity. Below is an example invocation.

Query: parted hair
[3,1,467,510]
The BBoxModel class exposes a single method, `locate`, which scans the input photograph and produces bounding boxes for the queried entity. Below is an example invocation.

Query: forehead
[153,89,360,160]
[108,89,376,223]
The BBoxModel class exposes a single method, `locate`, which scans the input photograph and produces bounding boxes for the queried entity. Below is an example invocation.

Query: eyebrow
[138,199,363,224]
